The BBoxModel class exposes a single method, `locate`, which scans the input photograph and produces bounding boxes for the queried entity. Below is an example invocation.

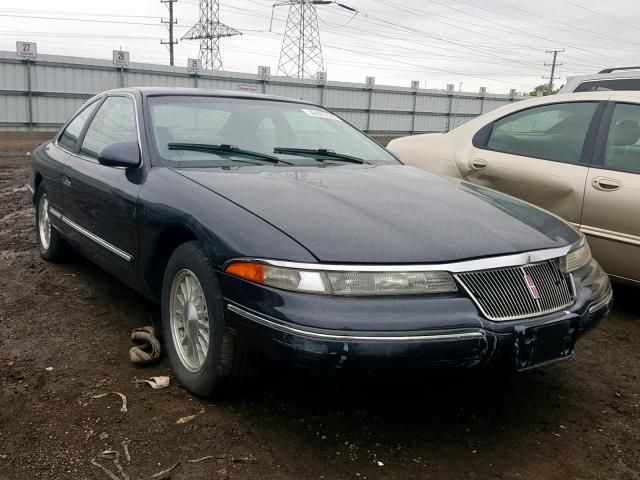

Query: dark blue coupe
[30,88,612,396]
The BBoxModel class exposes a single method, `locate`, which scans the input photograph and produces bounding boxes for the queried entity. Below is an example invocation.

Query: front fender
[136,167,317,279]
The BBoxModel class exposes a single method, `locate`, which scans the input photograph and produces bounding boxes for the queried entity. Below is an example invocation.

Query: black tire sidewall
[161,241,227,397]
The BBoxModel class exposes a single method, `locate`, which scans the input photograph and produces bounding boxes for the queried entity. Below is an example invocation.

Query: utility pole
[161,0,178,66]
[544,49,564,94]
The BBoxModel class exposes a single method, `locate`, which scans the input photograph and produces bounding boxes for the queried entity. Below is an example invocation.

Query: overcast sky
[1,0,638,94]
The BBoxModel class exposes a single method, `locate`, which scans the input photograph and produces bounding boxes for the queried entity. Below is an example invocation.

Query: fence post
[25,59,34,133]
[446,93,454,132]
[366,88,373,133]
[410,90,418,135]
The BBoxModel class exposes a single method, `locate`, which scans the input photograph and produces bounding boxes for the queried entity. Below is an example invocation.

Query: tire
[161,241,250,396]
[35,184,68,262]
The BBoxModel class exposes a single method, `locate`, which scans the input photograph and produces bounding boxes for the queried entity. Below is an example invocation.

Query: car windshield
[147,96,399,167]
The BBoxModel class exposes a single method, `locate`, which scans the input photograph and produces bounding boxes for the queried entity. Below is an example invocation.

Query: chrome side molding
[48,206,133,262]
[227,304,485,343]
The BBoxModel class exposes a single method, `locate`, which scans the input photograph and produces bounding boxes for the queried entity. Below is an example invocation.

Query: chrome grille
[455,259,575,321]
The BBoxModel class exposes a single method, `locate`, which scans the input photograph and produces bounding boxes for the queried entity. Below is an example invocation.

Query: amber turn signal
[225,262,265,284]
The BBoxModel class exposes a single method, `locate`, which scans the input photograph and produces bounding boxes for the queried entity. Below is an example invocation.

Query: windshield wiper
[168,143,281,163]
[273,147,368,164]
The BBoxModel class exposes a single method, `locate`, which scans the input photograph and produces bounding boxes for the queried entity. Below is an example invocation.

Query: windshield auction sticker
[302,109,339,120]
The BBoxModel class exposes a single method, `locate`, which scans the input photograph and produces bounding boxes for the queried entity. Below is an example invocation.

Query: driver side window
[80,96,137,160]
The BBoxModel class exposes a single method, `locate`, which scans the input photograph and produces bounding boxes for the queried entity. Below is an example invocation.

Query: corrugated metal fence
[0,50,525,134]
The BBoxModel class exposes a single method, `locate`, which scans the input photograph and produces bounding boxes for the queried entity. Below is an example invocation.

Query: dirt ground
[0,133,639,480]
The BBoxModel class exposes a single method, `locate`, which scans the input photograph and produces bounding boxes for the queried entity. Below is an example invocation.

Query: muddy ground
[0,133,639,480]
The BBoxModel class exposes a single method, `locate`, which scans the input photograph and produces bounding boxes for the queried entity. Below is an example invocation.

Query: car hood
[177,164,580,264]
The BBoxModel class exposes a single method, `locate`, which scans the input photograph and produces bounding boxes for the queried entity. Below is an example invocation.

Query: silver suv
[560,67,640,93]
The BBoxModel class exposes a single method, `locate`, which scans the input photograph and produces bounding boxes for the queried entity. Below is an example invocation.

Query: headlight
[225,262,458,296]
[562,241,592,273]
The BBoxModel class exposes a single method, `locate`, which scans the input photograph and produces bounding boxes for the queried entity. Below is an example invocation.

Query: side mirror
[98,142,141,168]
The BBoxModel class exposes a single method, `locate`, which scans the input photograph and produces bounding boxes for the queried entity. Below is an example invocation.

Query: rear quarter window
[57,100,100,152]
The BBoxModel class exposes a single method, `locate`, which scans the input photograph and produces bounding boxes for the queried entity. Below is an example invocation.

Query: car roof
[568,70,640,82]
[561,70,640,93]
[100,87,317,106]
[499,91,640,110]
[534,91,640,102]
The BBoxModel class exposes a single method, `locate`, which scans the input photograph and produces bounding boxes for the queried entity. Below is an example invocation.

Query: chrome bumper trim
[227,304,485,343]
[48,207,133,262]
[588,289,613,314]
[226,243,578,274]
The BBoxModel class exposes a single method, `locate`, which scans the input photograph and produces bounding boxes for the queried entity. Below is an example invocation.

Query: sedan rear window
[147,96,399,167]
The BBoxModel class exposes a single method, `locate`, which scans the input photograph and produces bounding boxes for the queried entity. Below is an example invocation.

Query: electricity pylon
[273,1,327,78]
[182,0,241,71]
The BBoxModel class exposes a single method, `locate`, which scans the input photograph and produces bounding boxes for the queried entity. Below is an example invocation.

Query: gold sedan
[388,91,640,286]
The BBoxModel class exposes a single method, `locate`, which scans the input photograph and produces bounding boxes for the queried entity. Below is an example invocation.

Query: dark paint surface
[177,164,580,263]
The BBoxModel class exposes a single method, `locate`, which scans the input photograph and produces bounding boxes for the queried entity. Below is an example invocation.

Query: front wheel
[161,241,249,396]
[35,184,68,262]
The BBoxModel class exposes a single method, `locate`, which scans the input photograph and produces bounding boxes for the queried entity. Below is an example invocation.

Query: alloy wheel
[169,269,210,372]
[38,193,51,251]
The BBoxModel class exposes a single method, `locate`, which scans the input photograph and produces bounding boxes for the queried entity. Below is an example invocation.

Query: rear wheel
[35,184,68,262]
[161,241,249,396]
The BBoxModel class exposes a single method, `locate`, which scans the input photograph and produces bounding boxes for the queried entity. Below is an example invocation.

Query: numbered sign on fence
[258,66,271,80]
[316,71,327,85]
[112,50,130,67]
[187,58,202,73]
[16,41,37,59]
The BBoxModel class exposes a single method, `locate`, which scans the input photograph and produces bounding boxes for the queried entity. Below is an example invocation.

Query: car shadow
[611,282,638,319]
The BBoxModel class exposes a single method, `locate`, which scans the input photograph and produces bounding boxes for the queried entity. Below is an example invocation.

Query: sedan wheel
[169,269,210,372]
[161,241,250,396]
[38,193,52,251]
[35,184,68,262]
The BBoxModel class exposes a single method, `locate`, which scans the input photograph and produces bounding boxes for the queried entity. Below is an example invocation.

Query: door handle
[469,158,488,170]
[61,175,72,187]
[591,177,622,192]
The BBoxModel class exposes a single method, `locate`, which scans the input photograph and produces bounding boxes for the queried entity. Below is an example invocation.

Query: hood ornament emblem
[523,274,540,300]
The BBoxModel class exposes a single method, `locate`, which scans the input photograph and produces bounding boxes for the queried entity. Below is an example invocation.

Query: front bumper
[222,258,612,372]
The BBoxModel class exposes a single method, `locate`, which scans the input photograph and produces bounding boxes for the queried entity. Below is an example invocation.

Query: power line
[456,0,640,50]
[0,12,178,27]
[559,0,640,32]
[370,0,622,67]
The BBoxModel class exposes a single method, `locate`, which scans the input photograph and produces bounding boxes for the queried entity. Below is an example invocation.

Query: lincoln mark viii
[30,88,612,395]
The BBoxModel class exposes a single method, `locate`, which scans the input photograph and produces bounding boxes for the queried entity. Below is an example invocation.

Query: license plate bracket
[515,318,579,370]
